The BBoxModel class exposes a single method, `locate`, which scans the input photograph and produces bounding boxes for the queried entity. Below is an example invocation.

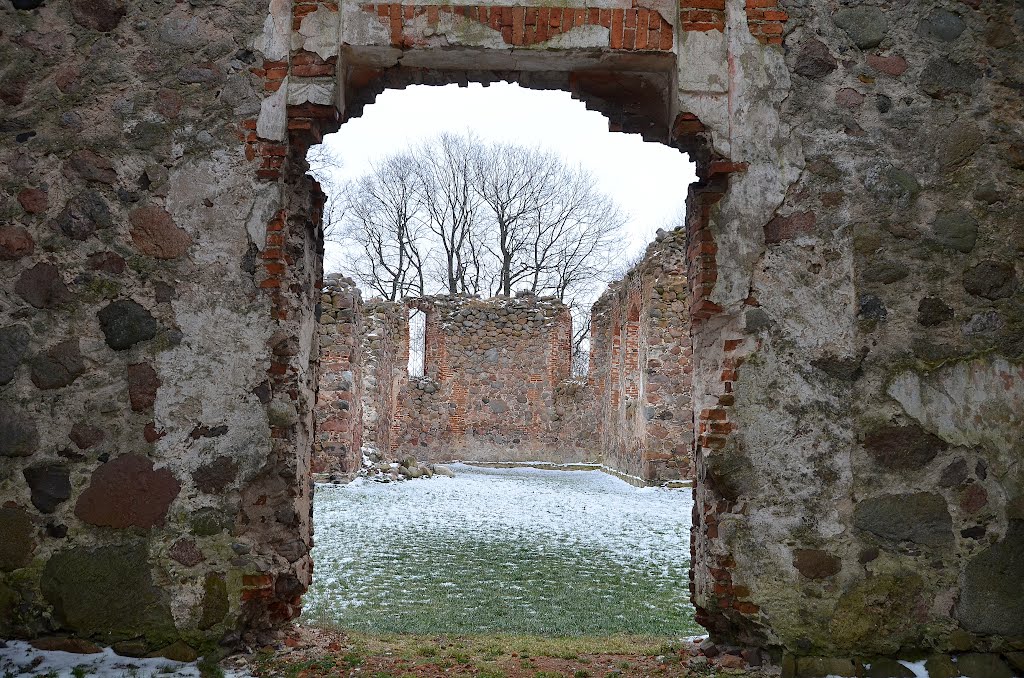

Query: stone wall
[1,0,1022,667]
[312,276,363,476]
[357,293,598,465]
[590,226,693,483]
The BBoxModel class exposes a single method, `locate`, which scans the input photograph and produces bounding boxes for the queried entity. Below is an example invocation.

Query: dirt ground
[224,626,775,677]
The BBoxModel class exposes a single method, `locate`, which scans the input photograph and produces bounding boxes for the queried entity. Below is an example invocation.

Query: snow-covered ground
[0,641,203,678]
[303,463,699,635]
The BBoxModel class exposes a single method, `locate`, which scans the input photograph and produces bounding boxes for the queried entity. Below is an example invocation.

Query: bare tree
[413,133,488,295]
[307,145,347,242]
[339,153,427,301]
[473,142,626,300]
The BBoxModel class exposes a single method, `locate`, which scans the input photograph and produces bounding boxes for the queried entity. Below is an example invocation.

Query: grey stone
[920,58,981,97]
[923,654,959,678]
[796,656,857,677]
[863,658,914,677]
[957,521,1024,636]
[918,297,954,326]
[918,9,966,42]
[0,325,30,385]
[853,492,953,546]
[862,260,909,284]
[30,339,86,390]
[98,300,159,350]
[857,294,887,321]
[190,507,233,536]
[961,311,1004,337]
[932,211,978,253]
[940,125,984,172]
[0,406,38,458]
[432,464,456,477]
[23,465,71,514]
[963,261,1016,300]
[833,7,888,49]
[54,190,113,241]
[955,654,1013,678]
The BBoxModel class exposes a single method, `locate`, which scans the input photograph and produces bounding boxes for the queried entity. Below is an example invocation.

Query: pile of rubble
[358,447,456,483]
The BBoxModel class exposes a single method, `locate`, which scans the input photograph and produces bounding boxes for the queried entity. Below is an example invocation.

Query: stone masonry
[591,226,694,483]
[1,0,1022,670]
[312,276,363,476]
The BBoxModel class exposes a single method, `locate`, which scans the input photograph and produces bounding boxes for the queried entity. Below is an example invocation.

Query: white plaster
[288,78,336,106]
[677,29,728,94]
[256,76,289,141]
[300,5,342,60]
[342,1,393,47]
[889,357,1024,452]
[254,0,292,61]
[542,24,611,50]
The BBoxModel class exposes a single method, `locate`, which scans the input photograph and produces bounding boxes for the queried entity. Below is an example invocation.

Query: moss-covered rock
[956,520,1024,636]
[40,541,178,646]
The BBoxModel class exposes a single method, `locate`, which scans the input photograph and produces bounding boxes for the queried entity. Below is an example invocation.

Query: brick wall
[313,277,364,476]
[591,227,694,483]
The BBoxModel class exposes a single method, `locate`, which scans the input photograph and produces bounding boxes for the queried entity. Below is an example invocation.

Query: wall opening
[306,78,705,639]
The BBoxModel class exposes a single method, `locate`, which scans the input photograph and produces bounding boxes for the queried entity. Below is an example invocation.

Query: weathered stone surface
[794,38,836,79]
[919,58,981,97]
[923,655,959,678]
[168,538,204,567]
[149,641,198,662]
[98,300,158,350]
[127,362,160,412]
[0,405,39,458]
[764,211,815,244]
[29,637,103,654]
[955,654,1013,678]
[75,455,180,529]
[931,211,978,253]
[189,507,233,536]
[54,190,112,241]
[69,0,126,32]
[833,7,888,49]
[917,297,954,327]
[30,339,86,390]
[853,493,953,546]
[939,125,984,172]
[830,572,923,654]
[88,251,127,275]
[0,507,35,571]
[793,549,841,579]
[129,206,192,259]
[863,659,914,677]
[192,455,239,494]
[963,261,1016,300]
[0,324,30,385]
[796,656,857,677]
[40,542,176,644]
[18,187,48,214]
[918,9,966,42]
[0,225,35,260]
[23,465,71,514]
[957,521,1024,636]
[15,262,71,308]
[866,53,908,76]
[862,423,947,470]
[69,422,104,449]
[199,573,228,629]
[66,150,117,184]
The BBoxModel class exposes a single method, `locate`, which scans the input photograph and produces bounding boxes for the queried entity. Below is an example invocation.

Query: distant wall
[317,235,693,484]
[313,277,363,476]
[591,228,694,482]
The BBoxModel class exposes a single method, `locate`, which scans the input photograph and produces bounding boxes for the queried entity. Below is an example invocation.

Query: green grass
[305,534,698,636]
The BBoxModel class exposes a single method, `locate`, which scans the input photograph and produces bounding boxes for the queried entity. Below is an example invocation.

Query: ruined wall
[312,276,363,476]
[379,293,596,463]
[360,300,409,456]
[1,0,1022,666]
[590,226,693,483]
[679,0,1024,665]
[0,0,334,655]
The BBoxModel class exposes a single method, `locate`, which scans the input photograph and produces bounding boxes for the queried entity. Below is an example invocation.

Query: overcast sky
[318,82,696,276]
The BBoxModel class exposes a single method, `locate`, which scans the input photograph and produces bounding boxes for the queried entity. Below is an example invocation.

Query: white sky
[318,82,696,275]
